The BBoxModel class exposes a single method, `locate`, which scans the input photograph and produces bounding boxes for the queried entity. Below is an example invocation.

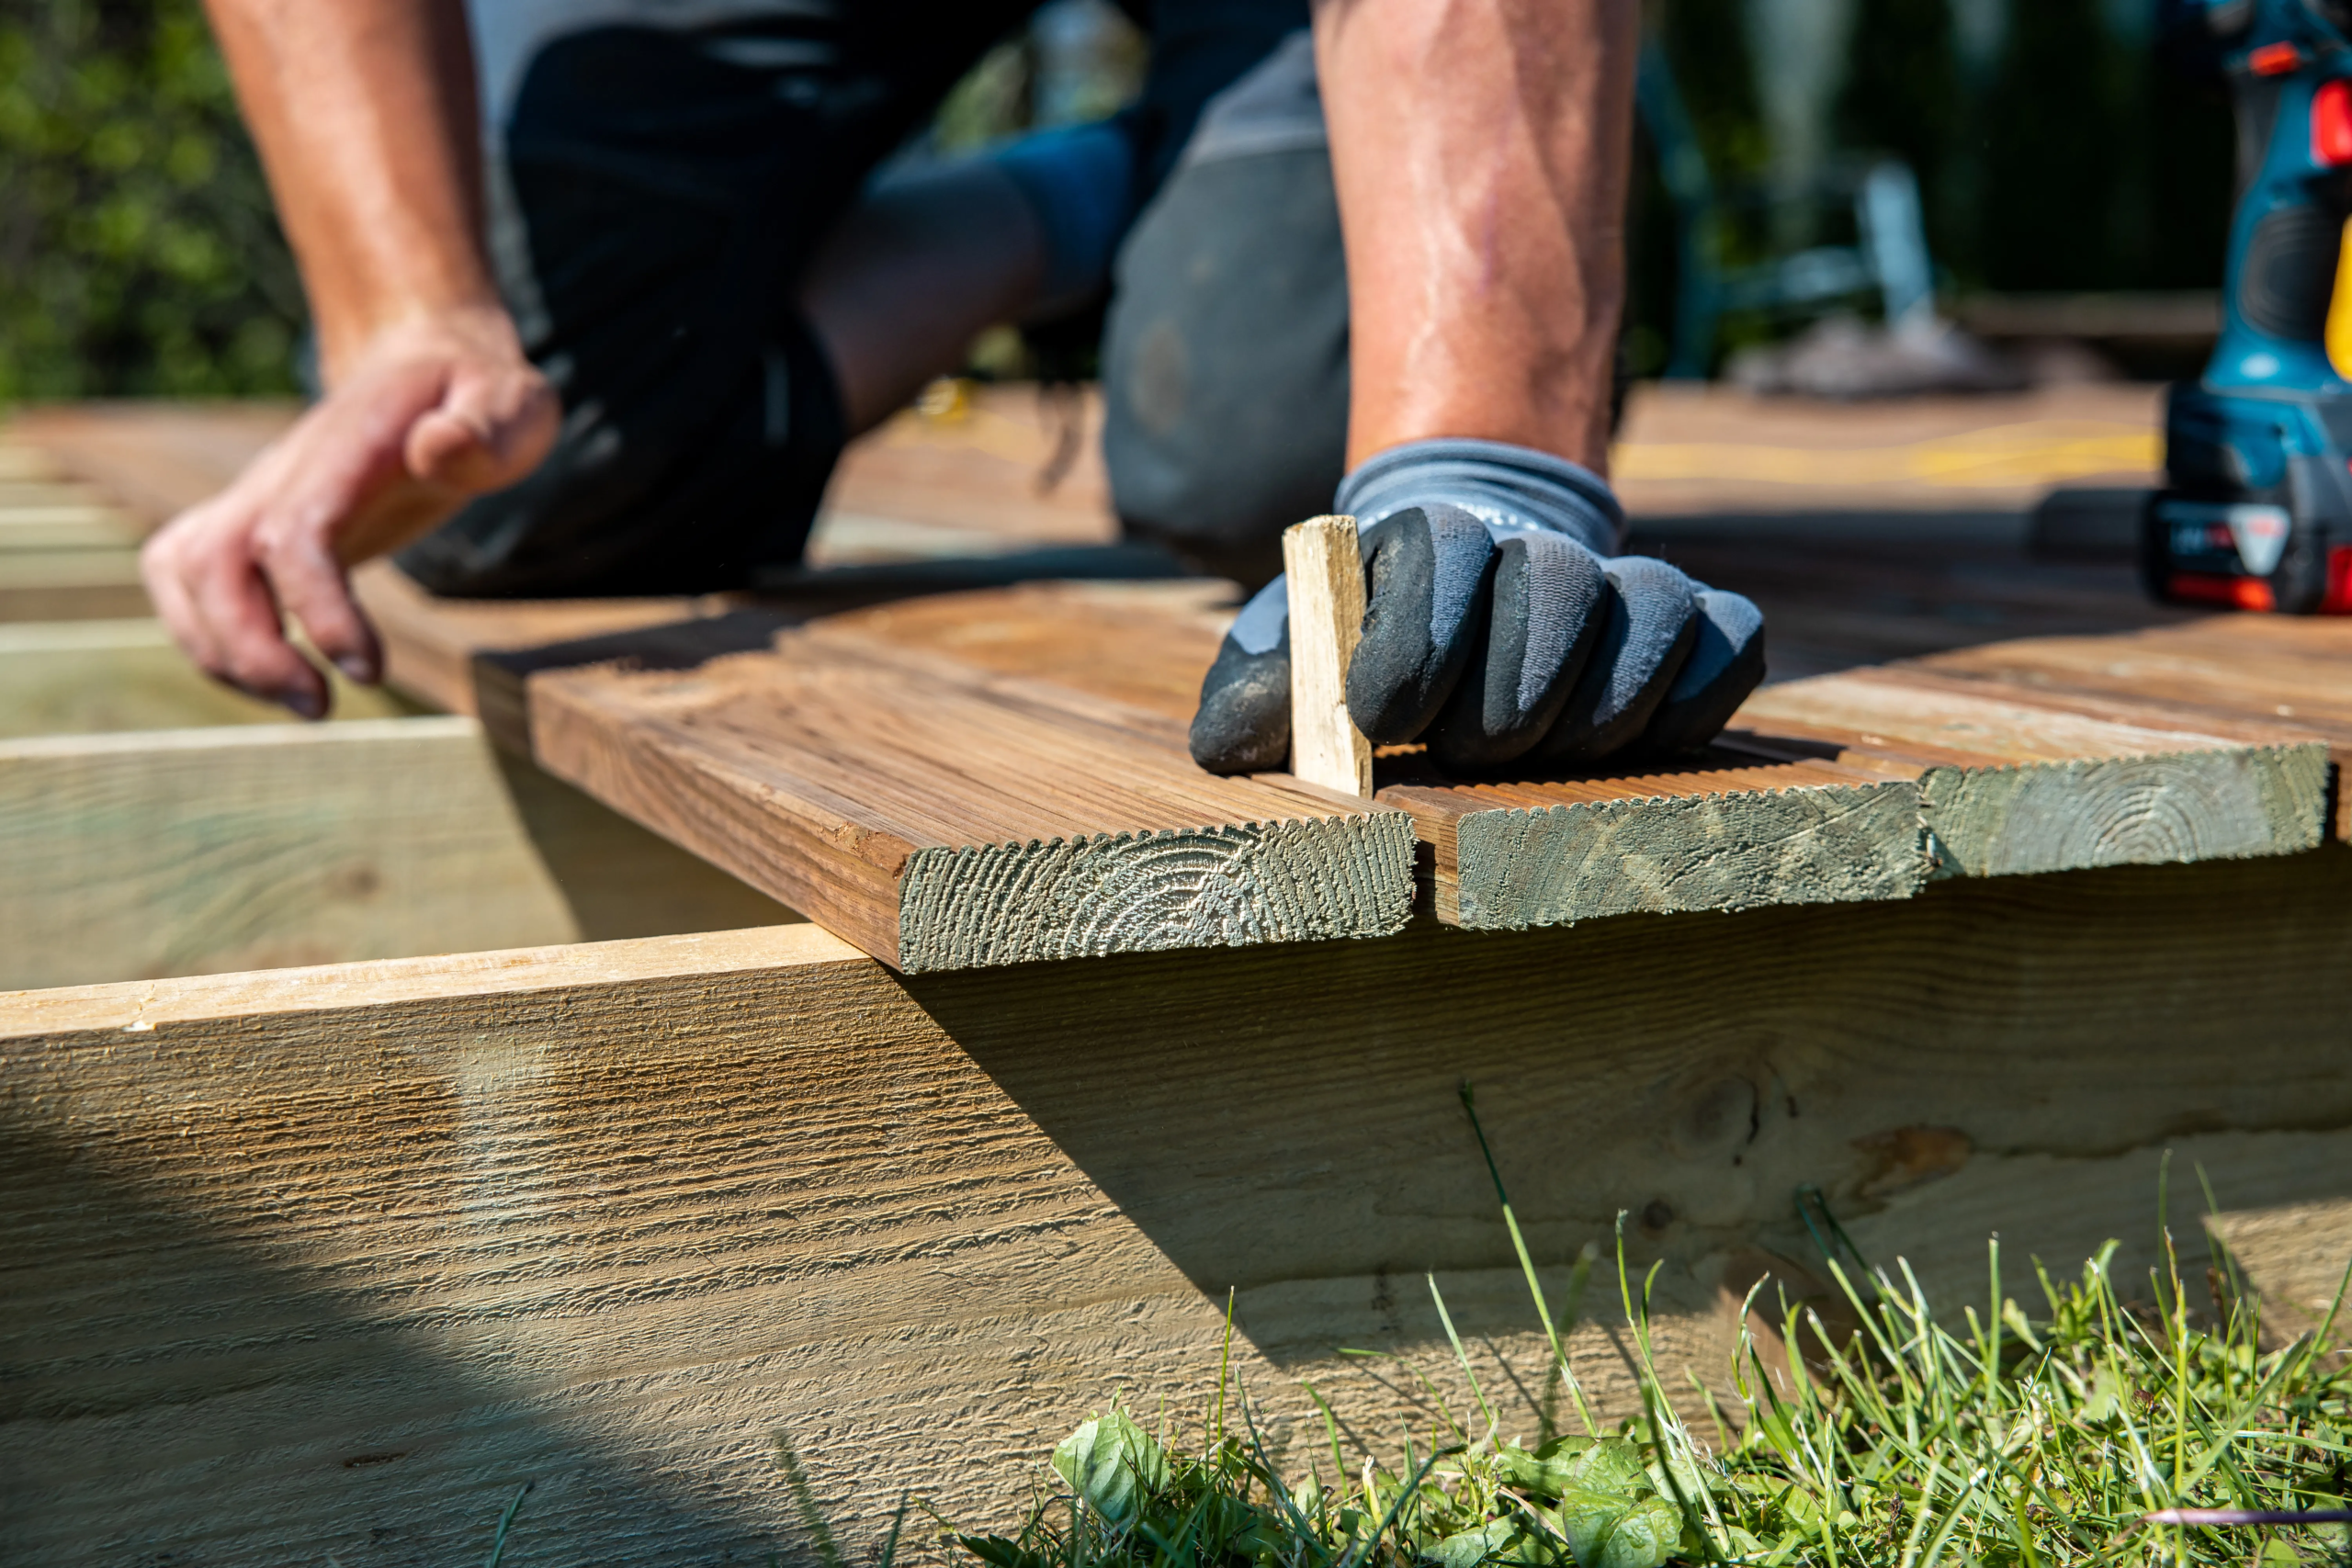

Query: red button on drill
[2254,41,2303,75]
[2316,79,2352,164]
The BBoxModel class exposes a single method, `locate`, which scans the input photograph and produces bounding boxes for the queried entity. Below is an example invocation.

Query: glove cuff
[1334,438,1625,556]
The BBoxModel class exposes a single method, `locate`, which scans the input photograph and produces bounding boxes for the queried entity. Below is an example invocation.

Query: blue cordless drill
[2150,0,2352,613]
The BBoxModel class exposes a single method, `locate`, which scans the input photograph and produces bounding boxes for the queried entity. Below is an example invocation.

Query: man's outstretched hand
[141,308,558,717]
[1189,440,1765,776]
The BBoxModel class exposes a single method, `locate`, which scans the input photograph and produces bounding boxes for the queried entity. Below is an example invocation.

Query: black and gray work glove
[1189,439,1765,774]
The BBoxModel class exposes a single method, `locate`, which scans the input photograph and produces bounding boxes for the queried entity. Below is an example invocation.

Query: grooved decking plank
[372,576,1947,939]
[1735,665,2331,876]
[351,560,729,718]
[1917,619,2352,726]
[1911,618,2352,833]
[526,621,1416,971]
[799,583,1939,931]
[1378,757,1926,927]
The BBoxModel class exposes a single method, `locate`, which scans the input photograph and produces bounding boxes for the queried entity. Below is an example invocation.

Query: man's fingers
[186,528,330,717]
[141,524,224,677]
[1639,587,1767,758]
[1190,575,1294,773]
[1344,503,1496,743]
[1532,555,1700,764]
[406,363,559,491]
[259,525,382,686]
[1423,530,1607,771]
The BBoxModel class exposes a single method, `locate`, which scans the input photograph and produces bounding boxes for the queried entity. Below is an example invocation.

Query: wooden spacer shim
[1283,513,1374,798]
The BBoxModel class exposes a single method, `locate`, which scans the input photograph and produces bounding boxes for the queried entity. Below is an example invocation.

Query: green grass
[949,1096,2352,1568]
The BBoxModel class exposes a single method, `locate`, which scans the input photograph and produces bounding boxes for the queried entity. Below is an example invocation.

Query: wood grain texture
[1735,666,2330,876]
[526,626,1415,971]
[8,850,2352,1565]
[0,716,797,989]
[352,560,728,718]
[0,717,579,985]
[489,582,1944,938]
[795,578,1236,720]
[0,618,410,738]
[355,563,2336,947]
[1911,616,2352,839]
[1381,757,1926,926]
[1283,514,1373,796]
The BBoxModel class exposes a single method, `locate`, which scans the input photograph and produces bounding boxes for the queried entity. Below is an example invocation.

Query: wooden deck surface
[3,386,2340,972]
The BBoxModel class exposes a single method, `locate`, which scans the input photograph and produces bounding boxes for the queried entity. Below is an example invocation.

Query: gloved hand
[1189,439,1765,774]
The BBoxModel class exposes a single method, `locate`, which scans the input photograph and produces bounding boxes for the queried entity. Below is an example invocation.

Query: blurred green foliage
[1627,0,2236,376]
[1836,0,2233,295]
[1974,0,2233,293]
[1834,0,1962,265]
[0,0,302,401]
[1625,0,1772,377]
[0,0,2245,400]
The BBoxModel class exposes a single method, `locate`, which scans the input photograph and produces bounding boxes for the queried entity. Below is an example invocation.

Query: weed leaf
[1051,1410,1170,1530]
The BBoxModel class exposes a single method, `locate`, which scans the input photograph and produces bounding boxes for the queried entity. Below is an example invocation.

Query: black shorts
[398,0,1344,598]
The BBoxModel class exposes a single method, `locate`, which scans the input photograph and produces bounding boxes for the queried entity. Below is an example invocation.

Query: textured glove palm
[1189,440,1765,774]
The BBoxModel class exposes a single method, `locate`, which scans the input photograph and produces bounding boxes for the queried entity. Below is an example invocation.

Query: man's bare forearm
[1312,0,1637,472]
[204,0,499,378]
[143,0,553,717]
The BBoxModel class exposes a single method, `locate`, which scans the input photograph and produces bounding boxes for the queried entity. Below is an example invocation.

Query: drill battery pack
[2144,383,2352,613]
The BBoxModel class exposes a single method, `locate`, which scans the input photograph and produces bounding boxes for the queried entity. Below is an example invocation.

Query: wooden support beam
[8,850,2352,1564]
[0,496,141,552]
[0,717,582,986]
[1735,665,2330,876]
[0,544,149,621]
[0,618,409,739]
[1282,513,1373,797]
[0,449,157,620]
[0,713,796,990]
[6,400,296,530]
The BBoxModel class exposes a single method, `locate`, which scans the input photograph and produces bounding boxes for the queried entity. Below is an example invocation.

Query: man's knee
[1101,31,1348,588]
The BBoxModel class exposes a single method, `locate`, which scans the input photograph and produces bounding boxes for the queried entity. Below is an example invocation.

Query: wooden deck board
[526,616,1416,970]
[1378,754,1926,926]
[1735,665,2331,876]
